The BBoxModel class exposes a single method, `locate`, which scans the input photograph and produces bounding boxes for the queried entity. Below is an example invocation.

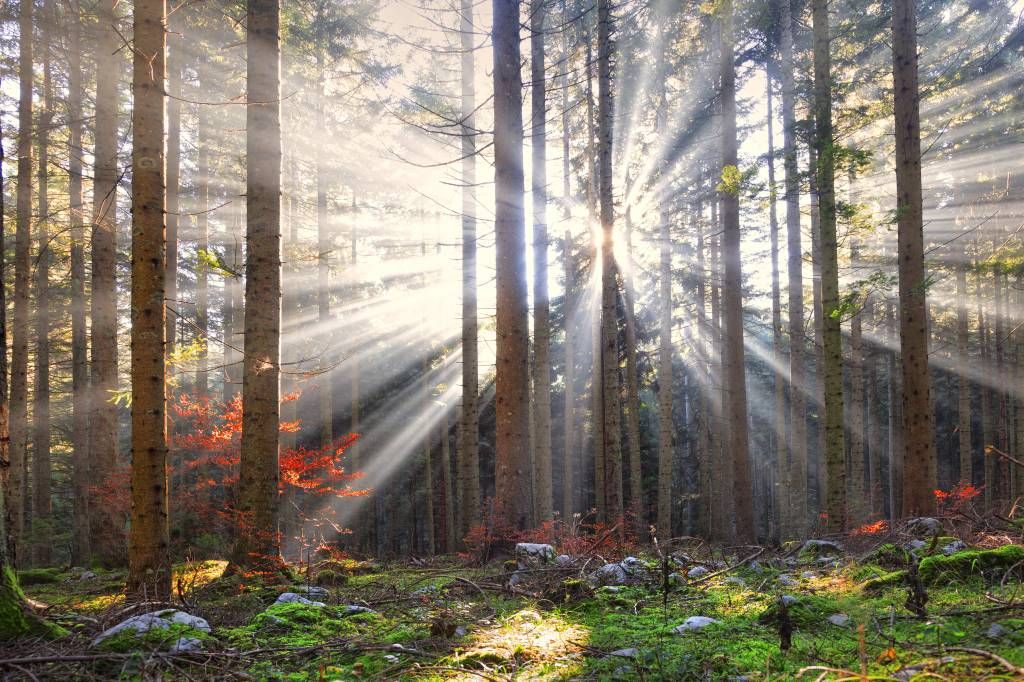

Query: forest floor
[3,525,1024,680]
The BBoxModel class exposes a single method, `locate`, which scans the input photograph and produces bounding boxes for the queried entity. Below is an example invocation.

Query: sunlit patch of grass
[172,559,229,595]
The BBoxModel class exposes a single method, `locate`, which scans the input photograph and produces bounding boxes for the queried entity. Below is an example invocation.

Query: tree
[457,0,480,542]
[719,0,754,542]
[492,0,531,531]
[231,0,283,571]
[811,0,846,532]
[127,0,170,598]
[531,0,553,524]
[893,0,936,516]
[91,0,122,564]
[656,200,673,543]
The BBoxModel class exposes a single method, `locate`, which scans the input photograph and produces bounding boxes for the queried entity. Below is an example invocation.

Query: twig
[943,646,1024,675]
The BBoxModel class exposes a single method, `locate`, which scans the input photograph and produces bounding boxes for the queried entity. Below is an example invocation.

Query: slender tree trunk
[11,0,34,558]
[90,0,122,565]
[315,52,332,449]
[230,0,282,571]
[956,249,971,484]
[779,0,806,538]
[32,4,53,565]
[457,0,480,542]
[893,0,936,517]
[492,0,531,531]
[811,0,846,532]
[195,97,210,398]
[166,19,181,360]
[657,208,673,543]
[709,202,729,542]
[766,72,786,540]
[624,210,643,525]
[559,0,575,523]
[865,296,884,517]
[68,0,91,566]
[887,299,903,519]
[596,0,623,530]
[848,239,866,526]
[441,411,455,552]
[127,0,170,598]
[695,195,712,538]
[719,0,754,542]
[531,0,553,523]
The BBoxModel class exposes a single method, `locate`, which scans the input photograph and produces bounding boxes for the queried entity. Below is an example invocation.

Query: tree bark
[166,17,181,360]
[956,248,971,485]
[811,0,846,532]
[766,71,786,540]
[657,208,673,543]
[531,0,553,523]
[230,0,283,572]
[127,0,170,598]
[849,238,866,526]
[560,0,576,522]
[315,50,332,449]
[893,0,936,517]
[624,210,643,526]
[195,86,210,398]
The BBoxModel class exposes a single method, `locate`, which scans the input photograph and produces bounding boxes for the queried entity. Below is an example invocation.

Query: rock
[905,539,928,552]
[778,574,798,587]
[454,625,468,638]
[508,570,526,587]
[92,610,211,647]
[170,637,204,653]
[942,540,967,556]
[986,623,1009,639]
[894,657,954,681]
[79,571,97,581]
[724,576,746,587]
[817,556,840,568]
[342,605,375,615]
[383,654,399,664]
[303,586,330,600]
[798,539,843,557]
[555,554,573,567]
[800,571,816,579]
[780,595,798,607]
[687,566,710,579]
[748,561,764,573]
[673,616,720,633]
[827,613,850,627]
[275,592,326,607]
[906,517,942,537]
[587,562,629,587]
[390,643,405,650]
[610,647,638,657]
[515,543,556,569]
[599,585,623,593]
[668,572,686,587]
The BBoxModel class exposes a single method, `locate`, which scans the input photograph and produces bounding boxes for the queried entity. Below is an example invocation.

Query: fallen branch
[944,646,1024,675]
[689,547,765,586]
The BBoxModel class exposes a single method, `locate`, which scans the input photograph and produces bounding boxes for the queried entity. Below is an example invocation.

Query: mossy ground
[9,544,1024,680]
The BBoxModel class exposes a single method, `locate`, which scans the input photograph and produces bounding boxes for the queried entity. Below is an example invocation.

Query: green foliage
[95,622,212,653]
[197,248,240,278]
[16,567,63,586]
[715,164,758,197]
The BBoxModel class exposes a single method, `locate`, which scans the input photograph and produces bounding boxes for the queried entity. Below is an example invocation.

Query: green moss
[16,567,63,586]
[919,544,1024,583]
[0,566,67,640]
[861,569,906,594]
[96,622,212,653]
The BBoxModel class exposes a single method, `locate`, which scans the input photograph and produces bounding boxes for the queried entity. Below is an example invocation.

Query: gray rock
[986,623,1009,639]
[778,574,798,587]
[780,595,798,607]
[817,556,840,568]
[687,566,710,579]
[303,586,330,600]
[599,585,623,593]
[905,539,928,553]
[275,592,325,607]
[673,616,720,633]
[555,554,573,567]
[894,657,954,681]
[454,625,468,638]
[93,610,211,647]
[588,562,629,587]
[942,540,967,556]
[613,666,633,676]
[342,605,375,615]
[800,571,816,579]
[668,572,686,586]
[515,543,556,569]
[170,637,204,653]
[906,517,942,537]
[79,571,97,581]
[799,539,844,556]
[724,576,746,587]
[748,561,764,573]
[508,570,526,587]
[609,647,638,658]
[827,613,850,627]
[383,654,399,664]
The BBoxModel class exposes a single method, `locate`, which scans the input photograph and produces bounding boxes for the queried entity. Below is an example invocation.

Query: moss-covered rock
[919,544,1024,583]
[0,566,67,640]
[16,567,63,586]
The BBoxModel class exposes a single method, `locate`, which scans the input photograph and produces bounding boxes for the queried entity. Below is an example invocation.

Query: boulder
[587,562,629,587]
[798,539,843,557]
[687,566,710,579]
[673,616,720,633]
[555,554,574,567]
[780,595,798,607]
[986,623,1009,640]
[942,540,967,556]
[342,605,375,615]
[906,517,942,537]
[93,610,211,647]
[800,571,816,579]
[275,592,326,607]
[303,585,330,600]
[827,613,850,627]
[170,637,204,653]
[778,574,798,587]
[610,647,638,657]
[515,543,556,569]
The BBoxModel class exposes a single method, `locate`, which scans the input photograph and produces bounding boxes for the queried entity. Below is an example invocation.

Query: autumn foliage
[934,482,983,516]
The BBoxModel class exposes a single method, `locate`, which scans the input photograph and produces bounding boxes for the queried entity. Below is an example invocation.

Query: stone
[170,637,204,653]
[383,654,399,664]
[778,574,797,587]
[555,554,573,567]
[587,562,629,587]
[610,647,639,657]
[515,543,556,569]
[673,616,720,633]
[827,613,850,627]
[798,539,844,556]
[92,610,211,647]
[942,540,967,556]
[780,595,798,607]
[687,566,710,579]
[800,571,816,579]
[724,576,746,587]
[748,561,764,573]
[905,539,928,552]
[79,571,97,581]
[906,517,942,537]
[817,556,840,567]
[342,605,375,615]
[508,571,526,587]
[894,657,954,681]
[454,625,468,638]
[986,623,1009,639]
[303,586,330,600]
[668,572,685,587]
[275,592,325,607]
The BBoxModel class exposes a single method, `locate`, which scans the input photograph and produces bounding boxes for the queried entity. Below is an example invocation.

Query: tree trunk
[719,0,754,543]
[560,0,576,522]
[956,249,971,484]
[531,0,553,524]
[893,0,936,517]
[457,0,480,542]
[33,3,53,565]
[231,0,282,572]
[848,239,866,526]
[624,211,643,526]
[127,0,170,598]
[11,0,34,558]
[779,0,806,538]
[166,19,181,360]
[887,299,903,519]
[90,0,122,565]
[657,208,673,543]
[68,0,91,566]
[811,0,846,532]
[195,94,210,398]
[315,52,332,449]
[766,71,786,540]
[492,0,531,531]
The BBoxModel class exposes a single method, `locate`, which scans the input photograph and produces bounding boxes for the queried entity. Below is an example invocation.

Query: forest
[0,0,1022,678]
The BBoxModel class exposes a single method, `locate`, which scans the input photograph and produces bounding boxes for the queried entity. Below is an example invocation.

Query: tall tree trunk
[656,208,673,543]
[32,3,53,565]
[779,0,806,538]
[457,0,480,542]
[166,18,181,360]
[231,0,282,571]
[766,71,786,540]
[709,201,730,542]
[560,0,576,522]
[11,0,34,558]
[68,0,91,566]
[893,0,936,517]
[315,52,332,449]
[887,299,903,519]
[848,238,866,526]
[195,97,210,397]
[441,411,455,552]
[90,0,122,565]
[811,0,846,532]
[956,249,971,485]
[492,0,531,531]
[695,194,712,538]
[127,0,170,598]
[531,0,553,523]
[597,0,623,529]
[624,210,643,525]
[719,0,754,543]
